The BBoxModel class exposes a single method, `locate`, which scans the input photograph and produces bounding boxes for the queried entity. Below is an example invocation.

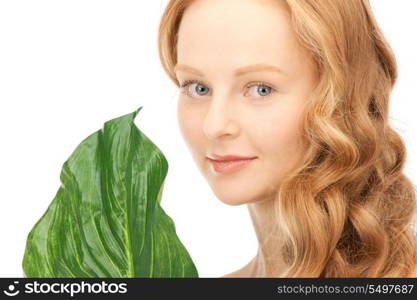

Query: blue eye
[179,80,276,99]
[180,80,210,98]
[247,83,273,97]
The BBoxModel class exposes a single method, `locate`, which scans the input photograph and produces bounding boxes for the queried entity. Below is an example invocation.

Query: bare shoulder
[220,257,256,278]
[221,270,246,278]
[220,265,252,278]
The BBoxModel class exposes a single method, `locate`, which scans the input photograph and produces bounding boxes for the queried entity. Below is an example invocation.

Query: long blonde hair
[157,0,417,277]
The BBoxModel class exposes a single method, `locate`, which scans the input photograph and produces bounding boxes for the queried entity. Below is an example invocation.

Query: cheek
[177,99,203,154]
[255,105,305,169]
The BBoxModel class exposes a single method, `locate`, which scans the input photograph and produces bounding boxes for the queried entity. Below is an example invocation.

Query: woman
[158,0,417,277]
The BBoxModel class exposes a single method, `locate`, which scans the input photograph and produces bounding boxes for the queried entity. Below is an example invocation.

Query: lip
[207,156,257,174]
[207,153,258,161]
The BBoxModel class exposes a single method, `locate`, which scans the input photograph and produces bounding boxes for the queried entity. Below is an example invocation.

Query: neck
[246,197,288,277]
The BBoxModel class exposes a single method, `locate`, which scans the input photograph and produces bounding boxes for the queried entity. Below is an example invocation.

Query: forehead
[176,0,307,73]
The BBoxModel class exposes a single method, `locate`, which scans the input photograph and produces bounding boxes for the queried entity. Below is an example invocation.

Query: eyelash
[179,79,277,99]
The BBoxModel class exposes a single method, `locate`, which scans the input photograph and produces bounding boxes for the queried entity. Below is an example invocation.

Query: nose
[202,93,240,140]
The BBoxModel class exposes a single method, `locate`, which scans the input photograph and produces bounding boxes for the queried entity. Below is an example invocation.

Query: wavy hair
[157,0,417,277]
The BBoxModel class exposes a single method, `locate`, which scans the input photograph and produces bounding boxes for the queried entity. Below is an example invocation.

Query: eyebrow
[174,63,287,77]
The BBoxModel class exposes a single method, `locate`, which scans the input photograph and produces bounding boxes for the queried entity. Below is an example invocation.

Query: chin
[217,197,248,206]
[214,190,269,206]
[218,199,248,207]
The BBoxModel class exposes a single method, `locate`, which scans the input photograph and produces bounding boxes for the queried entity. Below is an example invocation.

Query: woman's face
[175,0,318,206]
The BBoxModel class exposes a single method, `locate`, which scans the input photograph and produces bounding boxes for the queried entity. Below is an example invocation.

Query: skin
[175,0,319,277]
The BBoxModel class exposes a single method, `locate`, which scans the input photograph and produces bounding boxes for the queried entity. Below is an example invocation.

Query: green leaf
[22,107,199,278]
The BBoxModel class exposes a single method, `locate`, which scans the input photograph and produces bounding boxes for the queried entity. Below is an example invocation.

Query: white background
[0,0,416,277]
